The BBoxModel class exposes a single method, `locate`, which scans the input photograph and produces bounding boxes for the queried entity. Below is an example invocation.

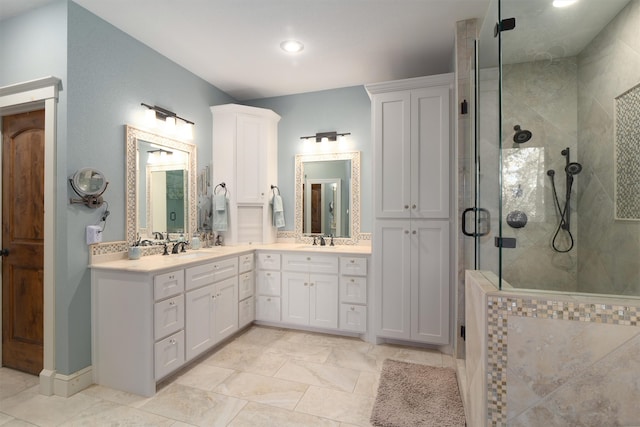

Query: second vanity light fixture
[300,131,351,143]
[141,102,195,140]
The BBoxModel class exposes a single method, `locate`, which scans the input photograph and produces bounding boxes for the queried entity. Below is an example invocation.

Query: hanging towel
[213,193,228,231]
[272,194,285,228]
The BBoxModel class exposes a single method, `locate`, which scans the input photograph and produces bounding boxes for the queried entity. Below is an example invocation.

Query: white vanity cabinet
[281,254,339,329]
[91,268,186,397]
[367,74,453,346]
[185,257,238,360]
[238,253,255,328]
[339,257,368,332]
[255,252,281,322]
[211,104,280,245]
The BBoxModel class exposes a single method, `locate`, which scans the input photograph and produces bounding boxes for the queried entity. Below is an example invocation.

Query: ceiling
[0,0,490,100]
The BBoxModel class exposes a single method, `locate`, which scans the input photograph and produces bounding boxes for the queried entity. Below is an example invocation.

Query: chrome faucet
[172,241,188,254]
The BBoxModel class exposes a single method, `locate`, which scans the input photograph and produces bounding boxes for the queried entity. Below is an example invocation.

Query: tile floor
[0,325,456,426]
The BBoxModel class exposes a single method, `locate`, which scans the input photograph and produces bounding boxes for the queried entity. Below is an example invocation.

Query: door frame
[0,76,59,395]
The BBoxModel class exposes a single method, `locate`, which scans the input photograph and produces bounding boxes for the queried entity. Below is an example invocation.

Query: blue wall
[245,86,372,233]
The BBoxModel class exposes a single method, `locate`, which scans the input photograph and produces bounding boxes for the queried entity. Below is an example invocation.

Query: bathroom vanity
[90,244,370,396]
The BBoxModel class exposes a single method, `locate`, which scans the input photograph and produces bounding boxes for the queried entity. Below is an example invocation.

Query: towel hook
[270,185,280,196]
[214,182,227,195]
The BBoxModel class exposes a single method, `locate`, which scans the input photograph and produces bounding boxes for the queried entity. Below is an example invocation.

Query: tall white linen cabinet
[211,104,281,245]
[366,74,453,345]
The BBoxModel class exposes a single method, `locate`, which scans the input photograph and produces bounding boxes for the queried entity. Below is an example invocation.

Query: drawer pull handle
[350,260,355,263]
[307,257,311,261]
[351,279,355,282]
[169,301,175,306]
[350,306,355,311]
[169,275,174,279]
[170,339,176,344]
[304,282,308,286]
[266,255,271,258]
[404,204,409,209]
[266,273,271,276]
[267,297,271,301]
[310,283,314,287]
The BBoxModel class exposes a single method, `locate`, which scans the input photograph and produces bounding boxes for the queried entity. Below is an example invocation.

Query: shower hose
[549,175,574,253]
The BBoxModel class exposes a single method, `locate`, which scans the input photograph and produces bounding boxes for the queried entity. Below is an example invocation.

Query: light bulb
[553,0,578,7]
[280,40,304,53]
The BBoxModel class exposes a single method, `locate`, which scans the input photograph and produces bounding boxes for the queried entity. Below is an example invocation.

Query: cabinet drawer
[154,330,185,380]
[282,254,339,274]
[154,294,185,340]
[186,257,238,291]
[340,257,367,276]
[239,253,254,274]
[339,304,367,333]
[257,252,281,270]
[239,270,255,301]
[239,296,255,328]
[257,270,281,296]
[339,276,367,305]
[256,296,280,322]
[154,270,184,301]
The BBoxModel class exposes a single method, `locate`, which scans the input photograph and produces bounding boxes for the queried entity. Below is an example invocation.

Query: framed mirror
[126,125,196,246]
[295,151,361,244]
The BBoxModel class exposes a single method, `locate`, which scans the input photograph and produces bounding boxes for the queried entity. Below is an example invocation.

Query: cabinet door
[411,220,449,344]
[257,270,280,296]
[309,273,338,329]
[281,272,310,325]
[154,330,185,380]
[411,86,450,219]
[214,277,239,343]
[374,91,411,218]
[236,114,266,204]
[185,284,216,360]
[239,296,255,328]
[374,220,412,340]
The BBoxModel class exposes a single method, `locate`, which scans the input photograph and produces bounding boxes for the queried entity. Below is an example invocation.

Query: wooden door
[2,110,45,375]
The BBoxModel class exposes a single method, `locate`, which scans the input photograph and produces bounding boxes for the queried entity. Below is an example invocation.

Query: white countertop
[90,242,371,273]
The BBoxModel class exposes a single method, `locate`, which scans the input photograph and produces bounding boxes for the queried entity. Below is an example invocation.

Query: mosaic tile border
[614,82,640,220]
[486,295,640,426]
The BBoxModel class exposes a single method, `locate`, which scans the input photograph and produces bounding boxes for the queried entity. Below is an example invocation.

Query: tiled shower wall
[576,0,640,296]
[466,270,640,426]
[500,58,578,292]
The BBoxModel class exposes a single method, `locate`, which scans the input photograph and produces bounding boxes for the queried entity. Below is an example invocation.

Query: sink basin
[296,244,331,249]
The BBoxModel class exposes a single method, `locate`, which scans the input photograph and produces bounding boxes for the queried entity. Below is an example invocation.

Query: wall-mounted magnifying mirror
[69,167,108,208]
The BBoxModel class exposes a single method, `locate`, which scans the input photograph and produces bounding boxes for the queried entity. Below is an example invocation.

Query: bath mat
[370,359,465,427]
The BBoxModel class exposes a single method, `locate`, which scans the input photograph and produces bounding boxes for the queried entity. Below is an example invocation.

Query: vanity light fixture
[300,131,351,143]
[141,102,195,140]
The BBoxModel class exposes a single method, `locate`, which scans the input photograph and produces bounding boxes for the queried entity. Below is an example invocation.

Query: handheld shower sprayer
[547,147,583,252]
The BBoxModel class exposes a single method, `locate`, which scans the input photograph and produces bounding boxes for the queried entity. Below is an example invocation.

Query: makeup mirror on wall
[295,151,361,244]
[125,125,197,246]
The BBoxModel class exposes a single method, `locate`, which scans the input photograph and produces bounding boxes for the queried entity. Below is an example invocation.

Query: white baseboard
[40,366,93,397]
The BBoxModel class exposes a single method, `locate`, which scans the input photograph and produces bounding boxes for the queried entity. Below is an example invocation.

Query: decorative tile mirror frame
[125,125,197,247]
[294,151,361,245]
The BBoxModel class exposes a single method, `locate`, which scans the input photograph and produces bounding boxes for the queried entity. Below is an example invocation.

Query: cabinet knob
[412,230,417,235]
[266,255,271,258]
[266,273,271,276]
[404,205,409,209]
[170,339,176,345]
[304,282,308,286]
[169,275,174,279]
[267,297,271,301]
[412,204,417,209]
[307,257,311,261]
[310,283,315,287]
[404,230,409,234]
[350,259,355,264]
[169,301,175,306]
[350,278,355,282]
[350,306,355,311]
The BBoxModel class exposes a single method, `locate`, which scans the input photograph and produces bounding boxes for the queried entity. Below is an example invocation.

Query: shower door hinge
[460,325,466,341]
[461,99,468,115]
[495,236,517,249]
[494,17,516,37]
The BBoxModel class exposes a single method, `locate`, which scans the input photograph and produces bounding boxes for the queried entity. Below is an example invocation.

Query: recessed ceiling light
[280,40,304,53]
[553,0,578,7]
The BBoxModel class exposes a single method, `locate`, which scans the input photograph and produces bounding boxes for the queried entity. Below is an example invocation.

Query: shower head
[513,125,532,143]
[565,162,582,176]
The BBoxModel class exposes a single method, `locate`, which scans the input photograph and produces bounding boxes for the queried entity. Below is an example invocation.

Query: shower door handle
[462,207,490,237]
